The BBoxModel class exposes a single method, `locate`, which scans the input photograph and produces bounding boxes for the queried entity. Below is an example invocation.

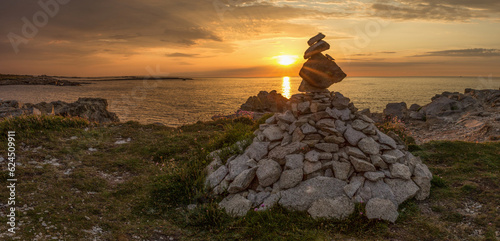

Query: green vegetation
[0,115,498,240]
[375,117,416,146]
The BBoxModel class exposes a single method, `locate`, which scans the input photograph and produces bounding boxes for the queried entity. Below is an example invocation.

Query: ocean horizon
[1,76,499,127]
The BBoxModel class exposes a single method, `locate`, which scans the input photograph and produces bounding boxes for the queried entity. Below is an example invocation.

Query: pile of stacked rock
[205,33,432,222]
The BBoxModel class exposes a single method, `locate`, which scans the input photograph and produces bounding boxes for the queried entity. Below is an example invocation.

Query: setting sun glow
[275,55,298,66]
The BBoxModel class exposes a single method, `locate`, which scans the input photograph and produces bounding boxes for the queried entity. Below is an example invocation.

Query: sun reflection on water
[282,76,291,99]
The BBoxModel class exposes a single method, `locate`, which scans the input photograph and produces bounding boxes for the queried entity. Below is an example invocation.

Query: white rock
[265,115,276,124]
[205,165,228,188]
[345,146,367,159]
[356,186,372,202]
[228,167,257,193]
[245,142,270,161]
[284,154,304,170]
[281,133,292,146]
[219,194,252,217]
[370,155,388,169]
[365,198,399,223]
[390,163,412,180]
[352,120,370,131]
[257,193,281,211]
[412,163,432,200]
[298,101,311,113]
[278,177,347,211]
[364,171,385,182]
[349,156,376,172]
[307,196,354,220]
[364,180,396,205]
[228,154,251,180]
[344,125,367,146]
[277,110,296,124]
[213,179,229,195]
[248,191,271,207]
[377,130,397,149]
[263,125,284,141]
[305,150,321,162]
[205,158,223,176]
[319,152,333,160]
[343,176,365,198]
[324,168,334,177]
[301,123,317,134]
[385,178,420,205]
[316,119,336,129]
[358,137,380,155]
[383,149,405,162]
[314,143,339,153]
[381,154,397,164]
[268,142,307,163]
[256,159,282,187]
[303,161,322,175]
[335,120,347,133]
[332,161,351,180]
[279,168,304,189]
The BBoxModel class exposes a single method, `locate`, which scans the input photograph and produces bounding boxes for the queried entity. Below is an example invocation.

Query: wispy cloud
[370,0,500,21]
[165,52,200,58]
[413,48,500,57]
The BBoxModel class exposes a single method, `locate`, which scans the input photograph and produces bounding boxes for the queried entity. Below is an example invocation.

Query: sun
[274,55,298,66]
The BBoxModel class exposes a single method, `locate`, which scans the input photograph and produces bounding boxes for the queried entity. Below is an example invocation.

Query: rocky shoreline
[0,74,88,86]
[0,98,119,123]
[376,88,500,143]
[237,88,500,143]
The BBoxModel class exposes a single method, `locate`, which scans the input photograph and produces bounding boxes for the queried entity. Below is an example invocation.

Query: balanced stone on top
[299,33,346,92]
[307,32,326,46]
[300,53,346,89]
[304,40,330,59]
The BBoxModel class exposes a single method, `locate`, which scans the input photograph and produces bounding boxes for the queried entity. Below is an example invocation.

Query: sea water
[0,76,498,127]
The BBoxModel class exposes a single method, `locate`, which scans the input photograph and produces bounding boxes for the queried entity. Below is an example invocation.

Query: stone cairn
[205,33,433,222]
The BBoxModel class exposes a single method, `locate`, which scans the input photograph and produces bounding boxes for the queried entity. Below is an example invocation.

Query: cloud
[370,0,500,21]
[413,48,500,57]
[165,52,200,58]
[175,64,301,77]
[0,0,337,60]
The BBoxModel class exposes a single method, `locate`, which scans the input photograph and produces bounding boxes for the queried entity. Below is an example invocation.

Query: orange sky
[1,0,500,77]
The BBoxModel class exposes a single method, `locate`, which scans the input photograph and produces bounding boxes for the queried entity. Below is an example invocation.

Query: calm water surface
[0,76,498,127]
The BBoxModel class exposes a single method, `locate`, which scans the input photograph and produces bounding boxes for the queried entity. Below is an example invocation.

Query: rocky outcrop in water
[0,98,119,123]
[240,90,288,113]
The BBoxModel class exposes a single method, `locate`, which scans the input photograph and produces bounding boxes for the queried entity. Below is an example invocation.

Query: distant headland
[0,74,193,86]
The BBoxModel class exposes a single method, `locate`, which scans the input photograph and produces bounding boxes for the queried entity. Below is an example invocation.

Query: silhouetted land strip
[0,74,193,86]
[0,74,88,86]
[55,75,193,81]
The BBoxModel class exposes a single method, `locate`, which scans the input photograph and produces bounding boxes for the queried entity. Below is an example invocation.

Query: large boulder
[219,194,252,217]
[307,196,354,220]
[383,102,408,120]
[240,90,288,113]
[279,176,346,211]
[256,159,282,187]
[57,98,119,123]
[365,198,399,223]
